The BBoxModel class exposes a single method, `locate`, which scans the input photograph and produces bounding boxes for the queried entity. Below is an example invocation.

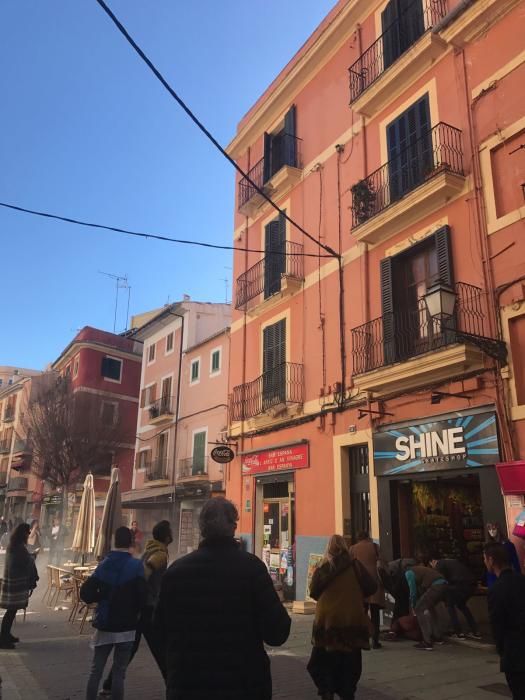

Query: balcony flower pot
[351,180,376,225]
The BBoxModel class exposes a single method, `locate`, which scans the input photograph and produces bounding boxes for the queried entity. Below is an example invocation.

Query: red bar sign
[242,444,309,475]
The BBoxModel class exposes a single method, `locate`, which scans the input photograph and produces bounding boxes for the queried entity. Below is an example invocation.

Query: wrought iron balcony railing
[148,397,174,421]
[178,456,209,479]
[146,458,169,482]
[238,133,301,211]
[235,241,304,309]
[230,362,304,422]
[351,282,491,375]
[351,122,463,228]
[349,0,447,102]
[7,476,28,492]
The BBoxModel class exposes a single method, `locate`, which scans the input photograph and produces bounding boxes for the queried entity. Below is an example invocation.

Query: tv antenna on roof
[98,271,131,332]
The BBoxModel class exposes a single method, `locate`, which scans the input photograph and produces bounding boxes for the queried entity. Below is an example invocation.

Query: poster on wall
[373,410,499,476]
[305,553,323,602]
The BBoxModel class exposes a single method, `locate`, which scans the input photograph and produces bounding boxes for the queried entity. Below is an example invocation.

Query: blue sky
[0,0,335,369]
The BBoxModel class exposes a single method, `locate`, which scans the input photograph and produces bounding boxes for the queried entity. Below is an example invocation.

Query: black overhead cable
[93,0,340,261]
[0,202,333,258]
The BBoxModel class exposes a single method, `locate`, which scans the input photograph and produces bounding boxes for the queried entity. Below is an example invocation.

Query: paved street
[0,579,511,700]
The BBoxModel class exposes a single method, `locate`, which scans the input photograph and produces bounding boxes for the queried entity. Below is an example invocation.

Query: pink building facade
[125,301,231,549]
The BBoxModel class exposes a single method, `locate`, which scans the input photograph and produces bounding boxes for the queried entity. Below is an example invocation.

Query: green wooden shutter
[380,257,396,365]
[284,105,297,167]
[264,215,286,299]
[381,0,400,70]
[192,431,206,474]
[263,133,271,183]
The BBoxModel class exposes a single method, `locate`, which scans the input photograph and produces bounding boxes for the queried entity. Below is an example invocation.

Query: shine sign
[373,410,499,476]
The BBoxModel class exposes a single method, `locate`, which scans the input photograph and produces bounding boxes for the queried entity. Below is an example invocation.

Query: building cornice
[226,0,376,159]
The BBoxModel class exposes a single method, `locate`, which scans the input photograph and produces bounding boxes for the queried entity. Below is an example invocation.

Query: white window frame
[144,382,157,408]
[100,400,119,426]
[147,343,156,365]
[190,357,201,385]
[73,354,80,378]
[209,346,222,377]
[102,355,123,384]
[137,448,151,471]
[165,332,175,356]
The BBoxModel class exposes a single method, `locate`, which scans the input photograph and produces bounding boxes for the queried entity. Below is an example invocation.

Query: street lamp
[423,280,457,320]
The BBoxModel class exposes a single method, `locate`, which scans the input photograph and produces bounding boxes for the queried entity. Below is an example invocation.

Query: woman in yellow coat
[307,535,377,700]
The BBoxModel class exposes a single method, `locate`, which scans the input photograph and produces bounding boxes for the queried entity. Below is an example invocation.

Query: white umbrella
[94,466,122,559]
[71,473,95,562]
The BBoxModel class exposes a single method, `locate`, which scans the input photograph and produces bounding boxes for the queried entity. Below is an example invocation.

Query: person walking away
[80,526,147,700]
[406,564,448,651]
[49,517,64,565]
[484,542,525,700]
[154,497,290,700]
[27,520,42,559]
[0,523,39,648]
[430,557,480,639]
[350,531,385,649]
[130,521,144,555]
[485,523,521,587]
[308,535,377,700]
[100,520,171,696]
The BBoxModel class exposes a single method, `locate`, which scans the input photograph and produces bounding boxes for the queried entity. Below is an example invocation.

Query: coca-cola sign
[211,446,235,464]
[242,444,309,475]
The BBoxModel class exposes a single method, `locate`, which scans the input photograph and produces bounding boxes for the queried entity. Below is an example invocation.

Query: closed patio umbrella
[94,466,122,560]
[71,473,95,564]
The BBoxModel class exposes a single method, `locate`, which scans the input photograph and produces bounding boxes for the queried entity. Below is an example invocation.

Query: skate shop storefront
[242,442,310,602]
[375,408,506,581]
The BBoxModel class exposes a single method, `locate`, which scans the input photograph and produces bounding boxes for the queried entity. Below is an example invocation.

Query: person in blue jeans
[80,527,148,700]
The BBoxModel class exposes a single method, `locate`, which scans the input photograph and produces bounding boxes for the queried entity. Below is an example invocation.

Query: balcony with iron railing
[235,241,304,311]
[7,476,28,493]
[230,362,304,422]
[351,282,499,394]
[238,133,302,216]
[178,456,209,480]
[148,397,175,425]
[348,0,448,115]
[351,122,465,244]
[145,457,169,482]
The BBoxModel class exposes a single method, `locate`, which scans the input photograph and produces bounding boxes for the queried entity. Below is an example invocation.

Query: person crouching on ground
[484,542,525,700]
[430,557,480,639]
[307,535,377,700]
[0,523,39,649]
[154,497,291,700]
[100,520,172,696]
[80,526,147,700]
[350,531,385,649]
[406,563,448,651]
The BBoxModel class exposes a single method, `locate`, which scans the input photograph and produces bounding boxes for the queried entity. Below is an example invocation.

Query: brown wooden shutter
[434,225,453,285]
[150,383,157,403]
[140,389,146,408]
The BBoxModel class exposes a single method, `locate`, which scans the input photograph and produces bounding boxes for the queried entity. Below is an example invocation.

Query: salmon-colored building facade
[126,300,230,549]
[227,0,525,601]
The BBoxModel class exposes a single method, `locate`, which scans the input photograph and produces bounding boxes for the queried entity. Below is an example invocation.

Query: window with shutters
[263,106,298,183]
[190,358,200,385]
[210,348,221,375]
[166,332,174,354]
[141,383,156,409]
[264,213,286,299]
[262,319,286,409]
[73,355,80,378]
[387,94,432,203]
[382,0,425,72]
[101,401,118,425]
[381,226,452,364]
[136,449,150,471]
[192,430,207,475]
[101,356,122,382]
[148,343,156,364]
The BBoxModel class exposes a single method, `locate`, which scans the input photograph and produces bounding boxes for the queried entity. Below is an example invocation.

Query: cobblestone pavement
[0,583,510,700]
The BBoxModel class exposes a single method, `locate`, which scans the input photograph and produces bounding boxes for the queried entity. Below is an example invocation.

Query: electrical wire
[93,0,340,260]
[0,201,333,259]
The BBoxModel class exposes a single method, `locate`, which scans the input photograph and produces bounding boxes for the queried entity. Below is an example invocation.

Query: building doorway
[349,445,371,543]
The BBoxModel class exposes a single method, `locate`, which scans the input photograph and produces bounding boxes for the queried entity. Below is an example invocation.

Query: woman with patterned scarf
[307,535,377,700]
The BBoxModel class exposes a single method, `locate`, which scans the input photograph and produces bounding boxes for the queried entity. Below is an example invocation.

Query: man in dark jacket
[81,526,147,700]
[101,520,172,695]
[155,497,291,700]
[430,558,480,639]
[485,542,525,700]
